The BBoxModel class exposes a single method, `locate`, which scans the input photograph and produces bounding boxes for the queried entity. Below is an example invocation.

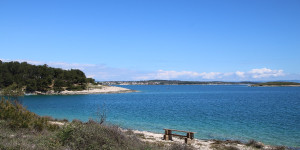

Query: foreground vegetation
[0,61,96,93]
[0,98,195,150]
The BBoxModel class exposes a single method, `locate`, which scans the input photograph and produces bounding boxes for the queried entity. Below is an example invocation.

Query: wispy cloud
[135,70,221,80]
[248,68,284,79]
[235,71,245,78]
[0,59,290,81]
[135,68,286,81]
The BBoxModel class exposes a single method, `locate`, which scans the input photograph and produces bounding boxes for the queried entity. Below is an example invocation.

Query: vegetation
[0,98,294,150]
[0,98,195,150]
[0,98,59,131]
[0,83,24,100]
[55,120,150,150]
[209,139,290,150]
[252,82,300,87]
[0,61,96,93]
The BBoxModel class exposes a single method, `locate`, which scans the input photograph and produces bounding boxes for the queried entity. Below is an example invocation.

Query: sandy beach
[28,85,137,95]
[59,85,136,95]
[123,129,276,150]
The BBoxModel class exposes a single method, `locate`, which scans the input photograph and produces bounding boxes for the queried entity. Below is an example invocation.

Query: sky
[1,0,300,81]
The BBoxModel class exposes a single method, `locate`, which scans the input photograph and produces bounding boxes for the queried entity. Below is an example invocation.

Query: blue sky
[1,0,300,81]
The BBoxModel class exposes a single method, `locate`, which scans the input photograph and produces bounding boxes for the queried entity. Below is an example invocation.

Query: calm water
[20,85,300,147]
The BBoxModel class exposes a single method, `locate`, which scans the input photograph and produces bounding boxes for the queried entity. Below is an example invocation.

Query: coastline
[19,85,298,149]
[120,129,284,150]
[48,121,280,150]
[26,85,138,95]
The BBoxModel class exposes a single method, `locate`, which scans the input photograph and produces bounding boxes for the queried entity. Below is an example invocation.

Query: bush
[56,121,147,150]
[0,98,58,131]
[246,139,264,149]
[168,143,195,150]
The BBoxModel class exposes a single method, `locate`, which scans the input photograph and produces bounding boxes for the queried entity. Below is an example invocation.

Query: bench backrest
[164,128,196,134]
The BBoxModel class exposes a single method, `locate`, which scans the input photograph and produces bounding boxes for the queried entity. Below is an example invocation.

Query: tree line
[0,60,95,93]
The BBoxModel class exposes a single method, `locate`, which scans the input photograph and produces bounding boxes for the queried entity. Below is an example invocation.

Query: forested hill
[0,61,95,93]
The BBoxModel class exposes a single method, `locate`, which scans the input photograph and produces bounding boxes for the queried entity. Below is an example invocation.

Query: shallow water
[20,85,300,147]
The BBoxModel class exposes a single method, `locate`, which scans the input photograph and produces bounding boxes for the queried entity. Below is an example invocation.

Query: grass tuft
[246,139,264,149]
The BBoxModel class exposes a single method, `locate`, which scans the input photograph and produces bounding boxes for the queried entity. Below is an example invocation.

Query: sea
[19,85,300,147]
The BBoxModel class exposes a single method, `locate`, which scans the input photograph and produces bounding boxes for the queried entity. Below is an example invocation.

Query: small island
[0,61,135,95]
[251,82,300,87]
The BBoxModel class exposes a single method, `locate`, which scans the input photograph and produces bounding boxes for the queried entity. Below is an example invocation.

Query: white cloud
[135,70,223,80]
[86,75,96,78]
[154,70,202,79]
[223,72,234,77]
[248,68,284,78]
[199,72,222,79]
[136,68,286,80]
[235,71,245,78]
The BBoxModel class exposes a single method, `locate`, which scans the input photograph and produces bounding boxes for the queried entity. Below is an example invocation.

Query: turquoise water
[20,85,300,147]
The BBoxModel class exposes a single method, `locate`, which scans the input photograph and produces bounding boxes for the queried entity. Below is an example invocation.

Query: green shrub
[56,121,148,150]
[0,98,58,131]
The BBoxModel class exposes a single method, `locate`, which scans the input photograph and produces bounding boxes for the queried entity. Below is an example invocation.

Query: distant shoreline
[250,82,300,87]
[250,85,300,87]
[99,80,258,85]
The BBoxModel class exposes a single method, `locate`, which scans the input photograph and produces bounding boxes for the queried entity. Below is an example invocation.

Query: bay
[20,85,300,147]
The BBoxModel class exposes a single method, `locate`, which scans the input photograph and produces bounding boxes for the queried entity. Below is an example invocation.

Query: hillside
[0,61,95,93]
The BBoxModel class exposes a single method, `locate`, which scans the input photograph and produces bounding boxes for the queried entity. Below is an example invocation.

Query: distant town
[98,80,258,85]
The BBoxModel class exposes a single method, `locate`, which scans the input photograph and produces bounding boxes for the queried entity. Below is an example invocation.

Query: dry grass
[0,98,188,150]
[246,139,264,149]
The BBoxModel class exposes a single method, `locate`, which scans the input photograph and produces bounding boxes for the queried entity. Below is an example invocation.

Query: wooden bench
[163,129,196,144]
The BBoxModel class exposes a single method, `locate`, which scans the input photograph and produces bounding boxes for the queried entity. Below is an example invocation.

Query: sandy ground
[59,85,136,95]
[48,121,66,126]
[122,129,276,150]
[48,121,281,150]
[28,85,137,95]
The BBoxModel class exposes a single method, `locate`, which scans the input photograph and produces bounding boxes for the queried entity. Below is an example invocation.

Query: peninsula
[251,82,300,87]
[0,61,135,95]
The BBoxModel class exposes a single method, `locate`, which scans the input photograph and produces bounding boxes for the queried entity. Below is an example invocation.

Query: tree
[53,79,65,92]
[25,80,37,93]
[0,61,95,93]
[1,83,24,100]
[87,78,96,84]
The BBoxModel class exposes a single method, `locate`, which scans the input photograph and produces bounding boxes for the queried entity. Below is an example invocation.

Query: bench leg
[184,138,192,144]
[187,132,194,139]
[164,130,172,141]
[164,134,172,141]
